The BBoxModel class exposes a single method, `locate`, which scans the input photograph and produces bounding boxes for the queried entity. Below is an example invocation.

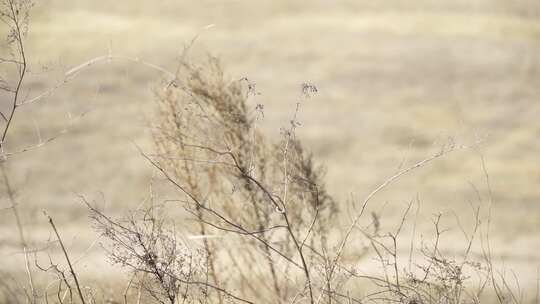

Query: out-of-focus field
[1,0,540,297]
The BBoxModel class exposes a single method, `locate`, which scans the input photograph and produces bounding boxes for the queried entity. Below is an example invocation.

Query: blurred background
[1,0,540,298]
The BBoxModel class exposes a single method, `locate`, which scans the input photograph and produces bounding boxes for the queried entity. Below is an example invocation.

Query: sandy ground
[1,0,540,300]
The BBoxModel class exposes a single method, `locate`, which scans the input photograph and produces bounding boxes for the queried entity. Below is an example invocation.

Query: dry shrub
[150,57,338,303]
[87,201,209,304]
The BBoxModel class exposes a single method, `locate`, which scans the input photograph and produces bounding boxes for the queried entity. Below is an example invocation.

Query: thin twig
[1,163,35,302]
[44,212,86,304]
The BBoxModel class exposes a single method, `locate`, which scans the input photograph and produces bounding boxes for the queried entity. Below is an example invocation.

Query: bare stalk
[44,212,86,304]
[0,163,35,302]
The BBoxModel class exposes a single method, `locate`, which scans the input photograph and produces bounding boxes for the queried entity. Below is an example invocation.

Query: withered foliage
[151,57,338,302]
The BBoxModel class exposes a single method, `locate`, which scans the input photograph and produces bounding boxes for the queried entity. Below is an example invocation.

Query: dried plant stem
[17,54,175,108]
[1,163,35,302]
[322,142,467,300]
[176,134,223,304]
[0,1,27,155]
[281,102,314,304]
[44,213,86,304]
[0,5,40,301]
[250,196,282,300]
[196,208,223,304]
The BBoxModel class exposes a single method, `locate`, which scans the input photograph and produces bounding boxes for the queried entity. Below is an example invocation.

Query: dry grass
[1,0,539,303]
